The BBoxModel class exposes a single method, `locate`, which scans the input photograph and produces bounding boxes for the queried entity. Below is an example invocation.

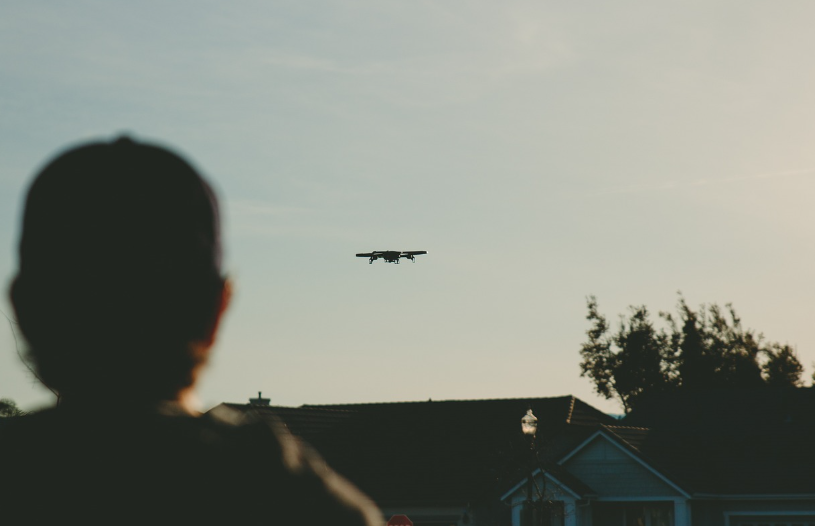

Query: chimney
[249,391,270,406]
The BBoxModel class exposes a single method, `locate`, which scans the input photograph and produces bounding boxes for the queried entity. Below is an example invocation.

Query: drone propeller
[400,250,426,262]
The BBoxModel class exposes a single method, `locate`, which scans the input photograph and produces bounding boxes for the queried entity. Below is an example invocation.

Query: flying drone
[356,250,427,264]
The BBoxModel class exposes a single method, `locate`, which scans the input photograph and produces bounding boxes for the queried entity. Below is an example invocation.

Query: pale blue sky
[3,1,815,413]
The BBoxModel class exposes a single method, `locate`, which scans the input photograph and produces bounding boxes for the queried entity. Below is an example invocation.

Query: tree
[0,398,26,417]
[674,296,716,389]
[580,299,676,413]
[579,298,615,404]
[608,305,676,413]
[580,295,804,413]
[763,344,803,387]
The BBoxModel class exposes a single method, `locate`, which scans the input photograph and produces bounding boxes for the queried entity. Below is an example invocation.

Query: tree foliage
[763,344,804,388]
[0,398,26,417]
[580,295,804,413]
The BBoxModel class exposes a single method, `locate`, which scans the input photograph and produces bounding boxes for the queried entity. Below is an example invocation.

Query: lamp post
[521,410,538,526]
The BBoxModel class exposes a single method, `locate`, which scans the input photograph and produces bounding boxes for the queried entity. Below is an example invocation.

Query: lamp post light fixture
[521,409,538,438]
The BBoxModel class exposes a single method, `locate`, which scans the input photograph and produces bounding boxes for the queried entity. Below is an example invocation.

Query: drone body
[356,250,427,264]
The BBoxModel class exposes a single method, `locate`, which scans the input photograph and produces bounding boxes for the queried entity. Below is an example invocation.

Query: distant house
[212,388,815,526]
[501,388,815,526]
[211,395,616,526]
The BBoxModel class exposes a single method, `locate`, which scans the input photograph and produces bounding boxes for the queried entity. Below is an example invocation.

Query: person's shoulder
[204,402,280,430]
[203,404,383,526]
[199,404,319,479]
[201,403,289,452]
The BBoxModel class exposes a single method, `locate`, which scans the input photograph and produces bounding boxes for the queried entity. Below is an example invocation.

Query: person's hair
[10,137,225,401]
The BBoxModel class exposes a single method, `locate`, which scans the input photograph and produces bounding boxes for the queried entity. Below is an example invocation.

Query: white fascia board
[500,468,583,502]
[724,511,815,526]
[557,430,691,499]
[501,472,533,501]
[724,511,815,516]
[557,429,605,465]
[542,471,583,500]
[696,493,815,500]
[592,496,688,502]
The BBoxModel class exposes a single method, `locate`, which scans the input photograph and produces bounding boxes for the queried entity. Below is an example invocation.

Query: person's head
[10,137,229,405]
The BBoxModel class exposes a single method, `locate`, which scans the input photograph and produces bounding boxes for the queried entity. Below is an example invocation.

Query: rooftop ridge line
[603,424,651,431]
[302,395,576,407]
[600,424,648,453]
[224,402,358,414]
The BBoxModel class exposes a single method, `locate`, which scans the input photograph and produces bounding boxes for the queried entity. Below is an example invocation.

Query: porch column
[673,498,691,526]
[510,495,524,526]
[563,500,577,526]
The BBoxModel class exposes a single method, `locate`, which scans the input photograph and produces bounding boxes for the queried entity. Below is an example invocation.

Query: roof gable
[559,431,688,499]
[501,467,588,503]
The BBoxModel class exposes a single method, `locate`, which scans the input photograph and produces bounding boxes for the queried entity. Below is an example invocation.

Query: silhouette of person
[1,137,382,525]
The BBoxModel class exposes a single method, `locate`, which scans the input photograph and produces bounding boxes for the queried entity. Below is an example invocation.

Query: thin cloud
[225,199,362,241]
[227,200,311,217]
[606,168,815,195]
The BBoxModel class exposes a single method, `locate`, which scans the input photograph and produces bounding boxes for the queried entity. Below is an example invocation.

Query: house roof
[212,396,616,506]
[219,388,815,504]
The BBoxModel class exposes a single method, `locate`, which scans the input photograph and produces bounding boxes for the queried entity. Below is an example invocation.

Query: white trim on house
[558,430,691,499]
[696,494,815,500]
[591,496,686,502]
[723,511,815,526]
[674,498,691,526]
[500,468,584,502]
[563,499,578,526]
